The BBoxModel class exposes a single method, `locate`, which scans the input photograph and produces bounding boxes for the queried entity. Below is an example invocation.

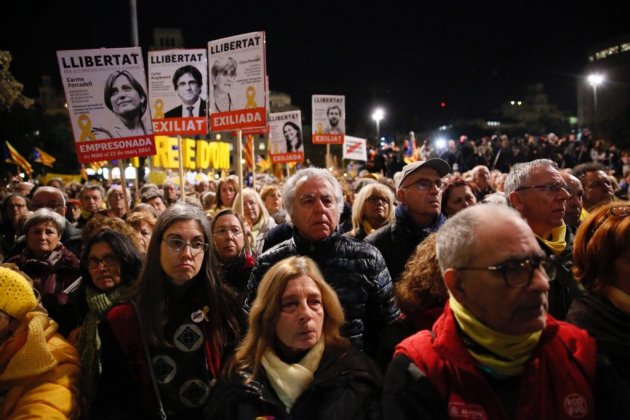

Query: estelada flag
[5,141,33,176]
[33,147,56,167]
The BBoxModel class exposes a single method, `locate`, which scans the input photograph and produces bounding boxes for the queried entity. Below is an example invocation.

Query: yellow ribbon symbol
[245,86,257,109]
[153,99,165,119]
[273,144,279,153]
[78,114,95,141]
[316,122,324,134]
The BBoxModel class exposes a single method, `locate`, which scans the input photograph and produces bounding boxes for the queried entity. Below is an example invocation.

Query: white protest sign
[269,110,304,164]
[312,95,345,144]
[343,135,367,161]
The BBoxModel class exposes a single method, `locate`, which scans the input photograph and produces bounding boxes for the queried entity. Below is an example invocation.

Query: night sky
[3,0,628,137]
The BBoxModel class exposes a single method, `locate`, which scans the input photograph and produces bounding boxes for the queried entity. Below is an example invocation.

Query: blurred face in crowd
[81,189,104,214]
[160,220,205,286]
[136,221,153,253]
[560,172,584,228]
[7,195,28,224]
[212,214,245,262]
[88,242,122,291]
[291,176,340,242]
[107,189,126,217]
[264,189,282,215]
[243,195,261,225]
[27,221,60,257]
[147,196,167,216]
[445,215,549,335]
[364,193,390,228]
[275,275,324,359]
[509,165,570,237]
[581,170,614,211]
[163,184,178,201]
[445,185,477,217]
[473,166,491,190]
[220,182,237,208]
[397,167,443,227]
[32,189,66,215]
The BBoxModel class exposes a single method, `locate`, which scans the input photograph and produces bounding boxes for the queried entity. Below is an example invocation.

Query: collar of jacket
[394,205,445,239]
[292,228,342,256]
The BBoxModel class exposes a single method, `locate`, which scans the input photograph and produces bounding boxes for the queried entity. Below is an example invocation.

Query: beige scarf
[261,340,325,411]
[605,286,630,314]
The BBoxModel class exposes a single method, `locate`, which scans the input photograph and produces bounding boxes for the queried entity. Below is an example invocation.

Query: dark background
[3,0,628,136]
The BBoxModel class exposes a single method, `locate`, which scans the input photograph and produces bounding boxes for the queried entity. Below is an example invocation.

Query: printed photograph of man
[165,65,206,118]
[325,105,343,134]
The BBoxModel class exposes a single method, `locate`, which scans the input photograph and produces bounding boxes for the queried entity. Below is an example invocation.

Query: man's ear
[396,188,406,205]
[508,191,524,212]
[444,268,466,303]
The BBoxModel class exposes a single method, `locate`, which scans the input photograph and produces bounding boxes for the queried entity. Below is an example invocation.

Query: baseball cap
[396,158,451,189]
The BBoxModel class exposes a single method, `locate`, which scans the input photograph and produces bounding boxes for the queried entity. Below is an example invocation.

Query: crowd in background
[0,129,629,418]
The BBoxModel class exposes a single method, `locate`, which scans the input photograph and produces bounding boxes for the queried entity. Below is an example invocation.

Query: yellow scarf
[580,208,590,222]
[361,220,376,235]
[535,223,567,255]
[0,311,58,383]
[605,286,630,314]
[449,296,542,377]
[261,340,325,412]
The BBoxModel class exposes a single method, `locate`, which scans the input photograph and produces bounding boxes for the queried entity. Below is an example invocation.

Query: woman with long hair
[208,256,382,419]
[93,204,243,418]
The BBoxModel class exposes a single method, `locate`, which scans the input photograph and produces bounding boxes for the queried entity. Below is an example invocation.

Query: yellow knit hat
[0,267,37,319]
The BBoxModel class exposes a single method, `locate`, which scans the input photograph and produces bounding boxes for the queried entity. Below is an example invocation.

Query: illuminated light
[435,137,447,150]
[587,73,605,87]
[510,101,515,105]
[517,101,522,106]
[440,102,446,108]
[215,133,222,140]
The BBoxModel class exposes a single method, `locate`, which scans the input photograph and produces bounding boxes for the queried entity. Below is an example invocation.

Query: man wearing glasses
[366,158,450,282]
[505,159,580,320]
[384,204,628,419]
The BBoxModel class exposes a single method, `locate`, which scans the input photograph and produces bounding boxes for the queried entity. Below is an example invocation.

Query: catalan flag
[5,141,33,176]
[33,147,56,167]
[244,135,254,171]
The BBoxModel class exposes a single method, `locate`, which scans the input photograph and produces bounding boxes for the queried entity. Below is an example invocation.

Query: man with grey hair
[504,158,580,320]
[246,167,399,355]
[384,204,629,419]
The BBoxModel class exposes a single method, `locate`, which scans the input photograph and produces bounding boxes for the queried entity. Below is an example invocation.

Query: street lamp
[587,73,605,113]
[372,108,384,143]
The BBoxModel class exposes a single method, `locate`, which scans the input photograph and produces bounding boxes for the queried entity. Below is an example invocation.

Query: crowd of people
[0,130,629,418]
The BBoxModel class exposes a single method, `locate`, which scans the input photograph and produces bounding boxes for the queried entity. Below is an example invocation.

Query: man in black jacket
[366,158,450,283]
[246,167,399,356]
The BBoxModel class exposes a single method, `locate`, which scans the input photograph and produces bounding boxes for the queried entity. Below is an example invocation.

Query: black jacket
[207,345,383,420]
[365,206,445,283]
[246,229,399,355]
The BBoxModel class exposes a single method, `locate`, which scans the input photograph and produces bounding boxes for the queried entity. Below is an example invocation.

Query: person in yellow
[0,265,80,419]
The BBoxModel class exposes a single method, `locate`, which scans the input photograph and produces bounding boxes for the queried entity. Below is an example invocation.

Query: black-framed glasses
[456,255,553,288]
[366,196,389,205]
[516,182,570,195]
[88,254,120,270]
[589,206,630,237]
[163,238,209,255]
[406,178,445,192]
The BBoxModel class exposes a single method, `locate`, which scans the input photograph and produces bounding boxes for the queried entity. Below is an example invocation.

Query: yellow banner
[39,172,83,185]
[152,136,230,170]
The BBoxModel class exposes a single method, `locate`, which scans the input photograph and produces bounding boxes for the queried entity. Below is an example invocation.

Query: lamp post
[372,108,384,144]
[587,73,604,113]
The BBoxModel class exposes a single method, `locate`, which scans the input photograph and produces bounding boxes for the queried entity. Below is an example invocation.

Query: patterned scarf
[450,296,542,377]
[75,285,127,403]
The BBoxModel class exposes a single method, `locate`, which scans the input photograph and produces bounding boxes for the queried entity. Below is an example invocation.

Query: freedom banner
[57,47,155,163]
[208,32,267,131]
[148,49,208,136]
[343,135,367,161]
[312,95,345,144]
[269,110,304,164]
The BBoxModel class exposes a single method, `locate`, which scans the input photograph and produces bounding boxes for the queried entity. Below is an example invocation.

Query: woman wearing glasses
[567,202,630,385]
[71,230,143,412]
[93,204,243,419]
[346,183,395,240]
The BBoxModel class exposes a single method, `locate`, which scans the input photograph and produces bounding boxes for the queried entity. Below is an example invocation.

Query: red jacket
[395,305,597,420]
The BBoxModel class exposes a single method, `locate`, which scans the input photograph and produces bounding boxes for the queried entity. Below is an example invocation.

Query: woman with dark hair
[71,230,143,410]
[208,175,239,218]
[207,255,382,419]
[93,204,243,419]
[0,193,30,259]
[567,201,630,385]
[441,176,478,217]
[283,121,302,152]
[92,70,152,140]
[210,209,255,305]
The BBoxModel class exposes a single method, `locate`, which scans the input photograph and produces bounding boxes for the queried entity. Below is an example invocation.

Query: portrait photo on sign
[269,110,304,164]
